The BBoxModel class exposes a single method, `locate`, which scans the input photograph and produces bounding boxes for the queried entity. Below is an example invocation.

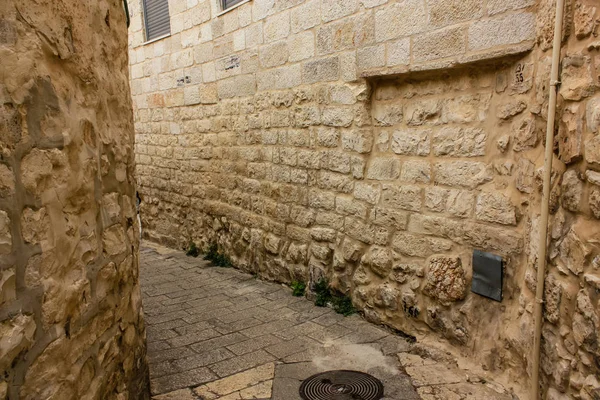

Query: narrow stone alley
[141,243,517,400]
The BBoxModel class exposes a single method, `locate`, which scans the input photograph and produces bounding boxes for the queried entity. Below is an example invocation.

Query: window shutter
[223,0,245,10]
[143,0,171,41]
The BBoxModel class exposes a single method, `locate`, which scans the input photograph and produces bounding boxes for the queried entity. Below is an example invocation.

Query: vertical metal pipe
[531,0,565,398]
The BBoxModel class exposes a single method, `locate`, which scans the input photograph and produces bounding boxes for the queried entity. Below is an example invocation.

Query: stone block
[317,171,354,193]
[170,49,194,69]
[183,85,201,105]
[0,269,15,306]
[218,75,256,98]
[302,57,340,84]
[430,1,482,26]
[587,96,600,133]
[372,207,408,230]
[354,182,380,204]
[586,170,600,186]
[20,149,53,195]
[487,0,534,15]
[497,100,527,120]
[372,103,403,126]
[585,136,600,167]
[264,11,290,43]
[233,29,246,51]
[475,192,517,225]
[0,315,36,373]
[259,41,289,67]
[387,38,410,66]
[405,99,442,126]
[391,129,430,156]
[434,161,492,189]
[360,0,388,8]
[425,187,475,218]
[330,85,357,105]
[561,170,583,212]
[574,3,597,39]
[392,232,453,258]
[340,51,358,82]
[322,150,351,173]
[21,208,50,247]
[102,225,127,257]
[590,188,600,219]
[512,115,538,152]
[321,0,359,22]
[381,184,422,211]
[344,217,389,245]
[335,196,368,218]
[316,13,375,55]
[321,106,353,127]
[468,13,535,51]
[291,0,320,33]
[245,23,264,47]
[375,0,428,42]
[341,129,373,153]
[257,64,302,91]
[412,26,466,63]
[357,44,386,70]
[401,160,431,183]
[315,127,340,147]
[432,127,486,157]
[423,256,467,304]
[0,211,11,255]
[516,158,535,194]
[199,83,218,104]
[288,31,315,62]
[560,55,597,101]
[0,164,14,198]
[366,157,401,180]
[442,93,491,123]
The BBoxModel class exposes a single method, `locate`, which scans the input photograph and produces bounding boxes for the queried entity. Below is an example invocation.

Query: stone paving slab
[140,243,517,400]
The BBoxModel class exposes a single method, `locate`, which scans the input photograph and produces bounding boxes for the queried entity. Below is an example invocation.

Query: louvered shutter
[143,0,171,41]
[223,0,245,10]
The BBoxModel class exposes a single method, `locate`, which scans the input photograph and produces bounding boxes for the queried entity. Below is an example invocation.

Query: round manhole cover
[299,370,384,400]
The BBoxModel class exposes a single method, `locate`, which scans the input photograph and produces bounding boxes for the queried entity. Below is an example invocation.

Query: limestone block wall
[128,0,599,398]
[0,0,149,399]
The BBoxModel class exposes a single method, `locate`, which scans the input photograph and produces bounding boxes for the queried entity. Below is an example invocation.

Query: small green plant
[312,278,356,316]
[186,241,200,257]
[331,294,356,316]
[291,281,306,297]
[203,243,219,260]
[203,243,233,268]
[314,278,332,307]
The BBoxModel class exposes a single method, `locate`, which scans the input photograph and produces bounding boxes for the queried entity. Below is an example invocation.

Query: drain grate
[299,370,384,400]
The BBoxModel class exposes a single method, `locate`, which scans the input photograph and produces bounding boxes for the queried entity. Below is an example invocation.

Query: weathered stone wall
[128,0,599,398]
[1,0,149,399]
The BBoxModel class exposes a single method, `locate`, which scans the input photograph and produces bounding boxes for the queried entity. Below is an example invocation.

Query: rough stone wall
[0,0,149,399]
[129,0,599,398]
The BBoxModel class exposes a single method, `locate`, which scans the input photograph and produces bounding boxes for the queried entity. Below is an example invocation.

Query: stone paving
[141,243,517,400]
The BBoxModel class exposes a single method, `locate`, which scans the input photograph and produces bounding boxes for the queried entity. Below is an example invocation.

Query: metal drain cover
[299,370,384,400]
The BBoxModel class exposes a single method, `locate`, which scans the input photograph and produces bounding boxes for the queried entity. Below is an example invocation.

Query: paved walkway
[140,243,516,400]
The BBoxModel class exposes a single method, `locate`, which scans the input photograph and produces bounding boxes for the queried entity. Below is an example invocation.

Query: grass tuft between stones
[313,278,356,316]
[186,241,200,257]
[203,243,233,268]
[291,281,306,297]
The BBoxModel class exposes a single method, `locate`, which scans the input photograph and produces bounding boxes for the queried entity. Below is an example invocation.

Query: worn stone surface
[0,1,149,399]
[128,0,600,398]
[142,244,515,400]
[423,257,467,305]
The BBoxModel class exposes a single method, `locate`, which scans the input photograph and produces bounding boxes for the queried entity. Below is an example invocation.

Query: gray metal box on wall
[471,250,503,302]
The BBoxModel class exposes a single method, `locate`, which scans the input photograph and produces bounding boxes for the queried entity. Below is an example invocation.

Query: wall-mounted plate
[471,250,503,302]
